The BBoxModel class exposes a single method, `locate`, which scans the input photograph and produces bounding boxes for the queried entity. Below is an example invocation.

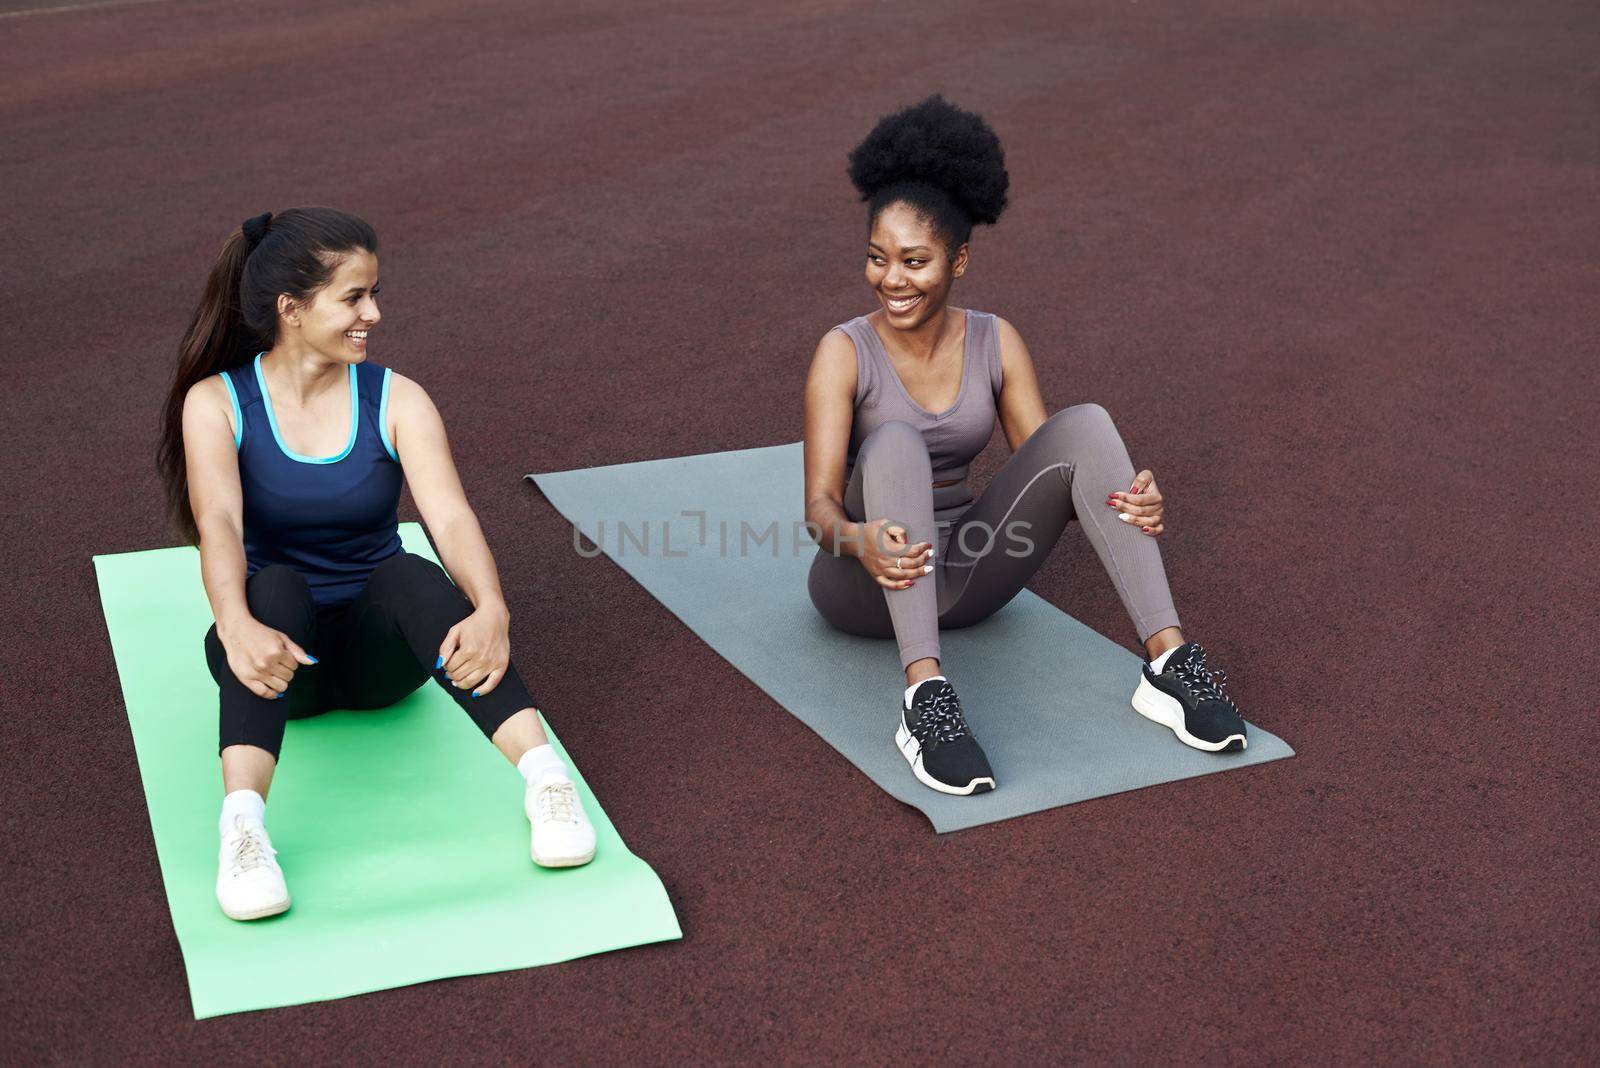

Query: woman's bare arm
[994,317,1049,452]
[803,330,866,558]
[185,376,313,697]
[184,375,252,635]
[385,373,508,619]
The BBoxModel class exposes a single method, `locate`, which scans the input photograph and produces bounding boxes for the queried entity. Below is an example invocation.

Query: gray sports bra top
[835,308,1004,506]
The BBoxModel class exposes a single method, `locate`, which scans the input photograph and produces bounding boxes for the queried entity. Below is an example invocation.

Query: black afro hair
[847,95,1009,254]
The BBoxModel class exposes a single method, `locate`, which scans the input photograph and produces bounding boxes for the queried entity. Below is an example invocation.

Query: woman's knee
[1039,402,1122,448]
[364,552,465,613]
[248,564,308,596]
[244,565,314,624]
[858,420,930,471]
[367,551,448,593]
[1054,402,1113,430]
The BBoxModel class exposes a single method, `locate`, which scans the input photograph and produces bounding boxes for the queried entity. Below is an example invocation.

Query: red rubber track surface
[3,1,1596,1063]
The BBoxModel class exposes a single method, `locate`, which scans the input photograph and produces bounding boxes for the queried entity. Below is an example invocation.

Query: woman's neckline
[253,352,359,464]
[865,307,973,419]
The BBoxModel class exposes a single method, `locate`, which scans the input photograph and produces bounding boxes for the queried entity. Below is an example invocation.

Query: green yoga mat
[93,524,680,1019]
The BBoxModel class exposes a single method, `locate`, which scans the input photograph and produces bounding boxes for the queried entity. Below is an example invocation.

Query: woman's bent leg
[942,404,1181,642]
[206,565,310,920]
[338,552,592,865]
[806,420,941,670]
[335,552,543,755]
[207,564,320,770]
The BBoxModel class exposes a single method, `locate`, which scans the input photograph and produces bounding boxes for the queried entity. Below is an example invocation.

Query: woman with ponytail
[803,98,1250,797]
[160,208,594,922]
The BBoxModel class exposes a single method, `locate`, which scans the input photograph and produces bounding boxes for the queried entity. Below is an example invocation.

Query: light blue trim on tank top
[253,352,359,464]
[378,367,398,463]
[218,371,243,450]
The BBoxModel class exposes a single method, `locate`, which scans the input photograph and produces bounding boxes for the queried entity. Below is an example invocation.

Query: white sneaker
[524,775,596,868]
[215,816,291,921]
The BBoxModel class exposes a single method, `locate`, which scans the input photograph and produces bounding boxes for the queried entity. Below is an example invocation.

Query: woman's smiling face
[864,201,967,330]
[285,249,382,362]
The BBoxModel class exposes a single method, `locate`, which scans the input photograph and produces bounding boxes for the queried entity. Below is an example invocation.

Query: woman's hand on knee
[861,518,934,590]
[437,606,511,697]
[221,619,316,700]
[1108,470,1165,536]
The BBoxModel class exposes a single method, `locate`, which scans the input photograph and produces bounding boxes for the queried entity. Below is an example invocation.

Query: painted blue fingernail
[307,656,319,664]
[472,690,482,698]
[435,656,444,669]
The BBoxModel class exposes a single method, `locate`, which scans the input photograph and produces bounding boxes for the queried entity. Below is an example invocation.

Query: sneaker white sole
[531,844,595,869]
[1131,676,1247,752]
[219,895,290,922]
[895,721,996,796]
[532,845,596,868]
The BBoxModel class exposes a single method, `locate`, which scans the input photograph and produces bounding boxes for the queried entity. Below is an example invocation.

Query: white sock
[905,675,947,708]
[517,744,569,787]
[1149,645,1183,672]
[220,789,265,835]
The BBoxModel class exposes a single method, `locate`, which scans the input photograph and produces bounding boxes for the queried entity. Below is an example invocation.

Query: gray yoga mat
[527,443,1293,833]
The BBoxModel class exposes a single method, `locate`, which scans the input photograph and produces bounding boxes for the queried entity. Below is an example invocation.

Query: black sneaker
[895,679,997,795]
[1132,642,1248,752]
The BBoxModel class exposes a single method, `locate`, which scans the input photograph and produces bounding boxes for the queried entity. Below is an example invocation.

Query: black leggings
[205,553,536,759]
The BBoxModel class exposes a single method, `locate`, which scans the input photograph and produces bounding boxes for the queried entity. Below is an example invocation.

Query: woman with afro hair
[804,96,1249,797]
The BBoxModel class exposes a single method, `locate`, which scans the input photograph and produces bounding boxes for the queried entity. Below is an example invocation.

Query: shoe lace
[912,685,972,749]
[1172,644,1238,709]
[537,781,579,825]
[228,821,274,875]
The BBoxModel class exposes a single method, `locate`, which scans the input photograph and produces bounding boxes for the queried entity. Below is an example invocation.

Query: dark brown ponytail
[157,208,378,543]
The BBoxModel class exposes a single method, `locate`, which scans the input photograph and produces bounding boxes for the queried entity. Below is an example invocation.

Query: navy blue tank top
[219,353,404,606]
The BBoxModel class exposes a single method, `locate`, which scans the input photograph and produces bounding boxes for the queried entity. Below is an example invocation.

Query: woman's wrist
[812,513,862,559]
[841,520,866,560]
[215,605,255,641]
[472,596,510,623]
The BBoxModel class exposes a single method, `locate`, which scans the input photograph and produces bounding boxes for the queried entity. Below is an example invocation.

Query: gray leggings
[807,404,1182,668]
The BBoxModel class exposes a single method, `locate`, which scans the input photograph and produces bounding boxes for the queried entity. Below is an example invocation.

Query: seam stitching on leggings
[950,457,1147,635]
[943,460,1073,609]
[1071,465,1146,634]
[946,460,1071,575]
